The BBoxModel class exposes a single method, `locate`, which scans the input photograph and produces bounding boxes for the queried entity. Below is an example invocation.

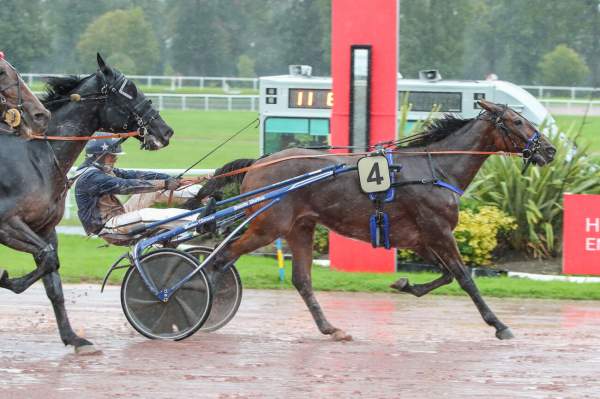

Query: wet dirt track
[1,285,600,399]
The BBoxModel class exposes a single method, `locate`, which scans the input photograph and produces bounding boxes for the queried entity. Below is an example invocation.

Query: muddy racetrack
[1,284,600,398]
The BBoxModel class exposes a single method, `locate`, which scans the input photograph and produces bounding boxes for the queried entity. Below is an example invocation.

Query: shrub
[313,225,329,256]
[538,45,590,86]
[398,205,516,266]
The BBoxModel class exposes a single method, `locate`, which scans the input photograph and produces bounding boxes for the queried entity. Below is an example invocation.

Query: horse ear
[97,53,110,74]
[477,99,503,114]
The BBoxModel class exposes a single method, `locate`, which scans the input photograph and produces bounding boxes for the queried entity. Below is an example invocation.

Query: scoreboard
[259,70,553,155]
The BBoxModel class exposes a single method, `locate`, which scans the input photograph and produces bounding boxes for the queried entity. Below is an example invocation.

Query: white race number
[357,155,391,193]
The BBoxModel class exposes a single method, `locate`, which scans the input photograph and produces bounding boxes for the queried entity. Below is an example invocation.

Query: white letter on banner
[586,218,600,233]
[585,237,599,251]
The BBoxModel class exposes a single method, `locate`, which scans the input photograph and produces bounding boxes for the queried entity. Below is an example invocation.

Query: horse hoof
[74,344,102,356]
[496,328,514,340]
[331,330,353,342]
[390,277,408,292]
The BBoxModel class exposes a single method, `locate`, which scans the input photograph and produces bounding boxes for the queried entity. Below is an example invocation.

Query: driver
[74,135,206,242]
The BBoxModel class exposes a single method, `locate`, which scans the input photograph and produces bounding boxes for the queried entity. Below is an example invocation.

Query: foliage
[274,0,330,75]
[538,45,590,86]
[398,205,516,266]
[171,0,233,76]
[466,123,600,258]
[106,53,136,74]
[0,0,50,70]
[453,206,516,265]
[236,55,256,77]
[313,225,329,256]
[76,8,160,74]
[399,0,474,78]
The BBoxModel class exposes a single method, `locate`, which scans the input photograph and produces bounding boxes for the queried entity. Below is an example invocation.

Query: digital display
[399,91,462,112]
[289,89,333,109]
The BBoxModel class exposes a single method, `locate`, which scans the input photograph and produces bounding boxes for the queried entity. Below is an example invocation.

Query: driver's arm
[86,170,172,196]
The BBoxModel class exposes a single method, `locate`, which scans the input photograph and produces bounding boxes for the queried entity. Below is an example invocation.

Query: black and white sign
[357,155,391,193]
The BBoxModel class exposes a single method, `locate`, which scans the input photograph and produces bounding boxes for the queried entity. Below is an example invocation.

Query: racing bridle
[0,58,25,131]
[49,69,162,149]
[478,105,541,173]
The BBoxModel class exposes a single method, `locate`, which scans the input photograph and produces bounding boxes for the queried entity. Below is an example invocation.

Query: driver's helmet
[85,135,126,158]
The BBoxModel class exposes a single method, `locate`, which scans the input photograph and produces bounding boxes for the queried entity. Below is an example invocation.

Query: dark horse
[0,54,174,353]
[0,54,50,137]
[188,100,556,341]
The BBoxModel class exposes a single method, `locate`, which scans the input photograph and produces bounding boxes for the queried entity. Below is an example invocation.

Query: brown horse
[188,100,556,341]
[0,55,50,137]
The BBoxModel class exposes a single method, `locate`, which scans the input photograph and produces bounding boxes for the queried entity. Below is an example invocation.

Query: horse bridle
[478,105,541,172]
[0,60,24,130]
[60,70,160,149]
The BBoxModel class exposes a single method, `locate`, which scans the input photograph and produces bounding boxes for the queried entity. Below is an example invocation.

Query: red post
[329,0,398,272]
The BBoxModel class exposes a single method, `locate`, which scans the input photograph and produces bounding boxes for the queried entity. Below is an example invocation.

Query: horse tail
[184,158,256,209]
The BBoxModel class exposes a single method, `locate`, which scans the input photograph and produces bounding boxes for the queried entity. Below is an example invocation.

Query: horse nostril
[546,147,556,159]
[34,112,49,123]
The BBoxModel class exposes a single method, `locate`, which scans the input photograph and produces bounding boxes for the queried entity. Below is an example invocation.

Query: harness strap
[29,131,140,141]
[212,150,520,180]
[391,179,464,196]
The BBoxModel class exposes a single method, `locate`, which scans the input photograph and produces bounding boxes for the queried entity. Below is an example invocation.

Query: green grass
[78,110,260,169]
[554,115,600,153]
[2,235,600,300]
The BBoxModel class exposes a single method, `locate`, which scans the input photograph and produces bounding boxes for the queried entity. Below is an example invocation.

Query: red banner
[329,0,398,273]
[563,194,600,275]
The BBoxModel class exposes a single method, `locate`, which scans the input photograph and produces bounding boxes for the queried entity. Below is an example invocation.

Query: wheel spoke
[127,296,160,309]
[174,295,200,327]
[157,259,180,288]
[150,303,170,333]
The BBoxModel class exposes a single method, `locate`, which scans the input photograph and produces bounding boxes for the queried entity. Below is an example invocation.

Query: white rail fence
[27,72,600,113]
[521,85,600,100]
[146,93,259,111]
[23,73,259,91]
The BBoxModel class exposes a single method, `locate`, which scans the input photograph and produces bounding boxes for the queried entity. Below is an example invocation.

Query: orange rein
[211,150,522,179]
[30,131,141,141]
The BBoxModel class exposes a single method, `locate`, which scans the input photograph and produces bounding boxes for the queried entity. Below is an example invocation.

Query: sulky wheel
[121,249,212,340]
[185,246,242,332]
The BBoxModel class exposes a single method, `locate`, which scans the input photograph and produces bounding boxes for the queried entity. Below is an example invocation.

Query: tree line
[1,0,598,86]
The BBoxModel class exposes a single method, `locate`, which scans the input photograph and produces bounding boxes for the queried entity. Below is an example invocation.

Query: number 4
[367,163,384,185]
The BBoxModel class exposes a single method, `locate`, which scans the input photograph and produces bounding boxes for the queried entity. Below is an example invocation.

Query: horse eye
[514,119,523,126]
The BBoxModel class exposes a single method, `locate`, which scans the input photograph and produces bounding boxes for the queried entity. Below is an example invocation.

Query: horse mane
[399,115,474,148]
[41,75,87,111]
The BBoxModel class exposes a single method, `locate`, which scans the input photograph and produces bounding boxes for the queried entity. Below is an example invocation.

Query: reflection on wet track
[1,285,600,398]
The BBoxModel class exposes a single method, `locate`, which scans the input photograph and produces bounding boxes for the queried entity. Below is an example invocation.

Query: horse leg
[286,219,352,341]
[0,217,58,293]
[431,238,513,340]
[40,231,97,354]
[391,270,453,297]
[391,248,454,297]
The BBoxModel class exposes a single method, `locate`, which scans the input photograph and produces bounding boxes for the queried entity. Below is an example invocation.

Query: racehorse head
[0,54,50,136]
[478,99,556,168]
[94,53,173,150]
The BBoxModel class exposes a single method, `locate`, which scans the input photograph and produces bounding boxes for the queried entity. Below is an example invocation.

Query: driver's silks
[370,211,390,249]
